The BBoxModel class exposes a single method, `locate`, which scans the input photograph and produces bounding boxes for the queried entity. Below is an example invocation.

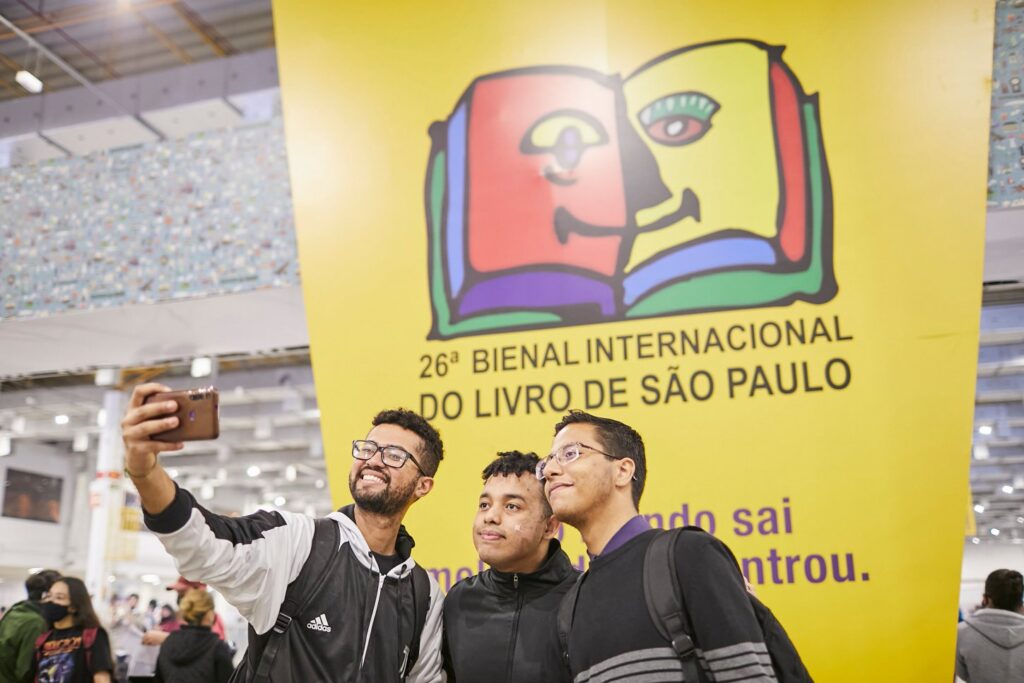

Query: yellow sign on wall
[273,2,993,680]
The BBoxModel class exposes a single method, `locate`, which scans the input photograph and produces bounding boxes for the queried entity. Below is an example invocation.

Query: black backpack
[230,517,431,682]
[557,527,813,682]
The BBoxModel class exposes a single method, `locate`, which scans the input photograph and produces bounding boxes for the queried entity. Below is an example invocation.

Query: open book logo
[425,39,835,340]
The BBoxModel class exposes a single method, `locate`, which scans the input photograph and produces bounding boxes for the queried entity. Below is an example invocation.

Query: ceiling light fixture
[991,528,1001,536]
[978,424,993,436]
[190,356,213,378]
[274,496,286,506]
[72,432,89,452]
[94,368,118,386]
[974,504,985,513]
[54,414,69,425]
[15,70,42,94]
[247,465,261,478]
[1003,485,1015,494]
[285,465,297,482]
[0,436,11,457]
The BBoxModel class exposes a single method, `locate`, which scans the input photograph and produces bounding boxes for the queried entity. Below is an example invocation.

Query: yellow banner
[273,2,993,679]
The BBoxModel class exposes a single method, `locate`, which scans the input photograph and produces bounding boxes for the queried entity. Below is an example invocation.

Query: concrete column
[84,390,126,600]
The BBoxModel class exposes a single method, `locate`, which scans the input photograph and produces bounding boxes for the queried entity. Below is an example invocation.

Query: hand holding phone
[142,387,220,442]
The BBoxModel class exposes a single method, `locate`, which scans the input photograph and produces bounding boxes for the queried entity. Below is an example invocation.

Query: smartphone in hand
[143,387,220,442]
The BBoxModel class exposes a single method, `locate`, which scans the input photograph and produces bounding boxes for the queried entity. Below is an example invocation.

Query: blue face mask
[40,602,69,624]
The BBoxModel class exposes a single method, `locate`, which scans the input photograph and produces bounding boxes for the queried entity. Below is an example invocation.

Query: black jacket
[442,540,578,682]
[155,624,233,683]
[144,485,444,682]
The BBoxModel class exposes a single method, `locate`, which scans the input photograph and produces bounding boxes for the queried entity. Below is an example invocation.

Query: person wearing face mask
[0,569,61,683]
[30,576,114,683]
[154,589,233,683]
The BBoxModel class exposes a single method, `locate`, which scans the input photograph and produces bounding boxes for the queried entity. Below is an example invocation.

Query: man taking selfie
[121,383,445,682]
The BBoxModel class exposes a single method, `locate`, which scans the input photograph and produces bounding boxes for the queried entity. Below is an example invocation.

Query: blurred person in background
[956,568,1024,682]
[154,589,233,683]
[142,602,157,632]
[141,577,226,647]
[156,606,176,634]
[0,569,62,683]
[31,576,114,683]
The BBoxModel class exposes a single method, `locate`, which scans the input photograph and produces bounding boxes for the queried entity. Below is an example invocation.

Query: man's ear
[615,458,636,490]
[542,514,560,540]
[415,476,435,499]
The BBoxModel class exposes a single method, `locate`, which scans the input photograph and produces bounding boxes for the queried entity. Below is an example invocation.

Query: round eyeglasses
[352,440,426,474]
[535,442,619,481]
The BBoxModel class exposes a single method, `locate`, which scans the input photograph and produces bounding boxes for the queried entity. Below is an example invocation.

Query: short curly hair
[372,408,444,476]
[481,450,552,517]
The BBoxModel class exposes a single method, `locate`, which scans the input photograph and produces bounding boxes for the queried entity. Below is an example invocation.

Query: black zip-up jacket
[144,485,444,682]
[155,624,233,683]
[442,540,578,682]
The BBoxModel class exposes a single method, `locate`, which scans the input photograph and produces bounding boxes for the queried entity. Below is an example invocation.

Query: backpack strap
[252,517,341,682]
[82,627,98,672]
[556,572,585,677]
[644,527,705,683]
[34,629,52,664]
[402,566,431,677]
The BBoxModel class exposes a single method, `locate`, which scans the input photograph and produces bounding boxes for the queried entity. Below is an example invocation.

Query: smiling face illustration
[464,69,630,278]
[623,41,799,271]
[424,40,834,339]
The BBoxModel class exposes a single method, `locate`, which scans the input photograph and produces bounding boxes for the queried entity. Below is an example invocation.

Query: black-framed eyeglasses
[352,440,426,474]
[536,442,620,481]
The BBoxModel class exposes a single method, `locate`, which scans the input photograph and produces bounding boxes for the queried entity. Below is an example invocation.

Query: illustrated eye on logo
[638,92,720,147]
[424,40,836,340]
[520,109,610,185]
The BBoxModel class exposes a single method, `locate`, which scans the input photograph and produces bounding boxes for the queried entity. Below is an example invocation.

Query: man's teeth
[361,472,387,483]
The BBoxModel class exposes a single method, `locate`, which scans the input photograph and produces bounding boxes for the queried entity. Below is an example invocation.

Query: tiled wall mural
[1,3,1020,319]
[1,119,298,320]
[991,0,1024,208]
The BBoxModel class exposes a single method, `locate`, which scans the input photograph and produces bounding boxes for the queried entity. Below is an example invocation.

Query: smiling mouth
[552,188,700,244]
[478,531,505,541]
[359,470,389,485]
[547,483,572,496]
[637,188,701,233]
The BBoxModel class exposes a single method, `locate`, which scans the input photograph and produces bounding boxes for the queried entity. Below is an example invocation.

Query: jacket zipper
[505,573,524,682]
[360,567,387,673]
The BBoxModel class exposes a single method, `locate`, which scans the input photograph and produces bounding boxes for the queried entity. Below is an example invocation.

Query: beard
[348,466,418,516]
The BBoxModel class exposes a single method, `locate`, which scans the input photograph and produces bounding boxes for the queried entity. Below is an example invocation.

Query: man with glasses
[441,451,577,681]
[540,410,780,682]
[120,383,445,682]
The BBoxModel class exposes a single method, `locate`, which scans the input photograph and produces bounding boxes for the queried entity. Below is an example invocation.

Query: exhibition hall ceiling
[0,0,273,102]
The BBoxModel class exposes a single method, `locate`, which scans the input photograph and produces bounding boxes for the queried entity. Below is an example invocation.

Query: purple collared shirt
[591,515,651,559]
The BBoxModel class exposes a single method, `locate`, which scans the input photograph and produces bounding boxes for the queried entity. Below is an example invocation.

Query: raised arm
[121,382,183,515]
[121,382,314,633]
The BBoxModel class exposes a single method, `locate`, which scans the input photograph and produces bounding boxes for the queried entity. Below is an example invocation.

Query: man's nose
[365,448,387,469]
[544,456,564,479]
[483,504,501,524]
